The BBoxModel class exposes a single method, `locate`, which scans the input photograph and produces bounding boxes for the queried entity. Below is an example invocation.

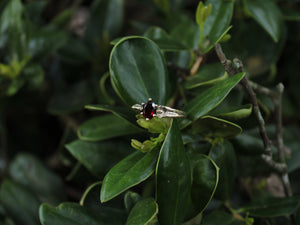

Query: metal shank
[155,105,185,118]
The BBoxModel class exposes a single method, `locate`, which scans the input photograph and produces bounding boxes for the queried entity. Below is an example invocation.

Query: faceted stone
[143,99,156,120]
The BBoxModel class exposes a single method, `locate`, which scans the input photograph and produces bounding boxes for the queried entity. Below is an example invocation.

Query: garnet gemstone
[143,99,156,120]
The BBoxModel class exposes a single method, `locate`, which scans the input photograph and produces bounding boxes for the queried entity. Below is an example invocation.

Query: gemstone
[143,99,156,120]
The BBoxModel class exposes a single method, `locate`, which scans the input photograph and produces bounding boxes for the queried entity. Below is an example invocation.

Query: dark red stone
[143,99,156,119]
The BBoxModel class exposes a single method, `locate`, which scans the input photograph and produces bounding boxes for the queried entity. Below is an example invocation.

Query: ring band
[132,98,185,120]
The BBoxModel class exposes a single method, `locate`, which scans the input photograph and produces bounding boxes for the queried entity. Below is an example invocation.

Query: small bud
[196,2,212,27]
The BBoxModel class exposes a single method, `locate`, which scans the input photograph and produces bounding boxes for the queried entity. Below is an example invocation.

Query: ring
[132,98,185,120]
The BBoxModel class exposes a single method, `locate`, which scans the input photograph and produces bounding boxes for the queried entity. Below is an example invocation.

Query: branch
[214,44,287,174]
[273,83,293,197]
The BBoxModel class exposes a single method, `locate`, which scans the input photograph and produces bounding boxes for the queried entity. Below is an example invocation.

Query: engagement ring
[132,98,185,120]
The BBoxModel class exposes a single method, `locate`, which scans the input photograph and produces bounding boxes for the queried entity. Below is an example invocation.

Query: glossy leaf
[0,179,41,225]
[184,63,226,89]
[144,27,187,51]
[183,72,245,127]
[241,196,300,217]
[126,198,158,225]
[189,153,219,215]
[100,148,159,202]
[110,36,169,106]
[85,104,138,125]
[39,202,105,225]
[203,211,244,225]
[78,114,141,141]
[244,0,283,42]
[189,116,242,139]
[156,120,191,225]
[8,153,66,205]
[209,140,237,200]
[66,139,132,177]
[203,0,234,52]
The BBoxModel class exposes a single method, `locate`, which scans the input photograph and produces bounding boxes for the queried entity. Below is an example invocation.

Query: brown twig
[190,54,204,76]
[214,44,287,174]
[273,83,293,197]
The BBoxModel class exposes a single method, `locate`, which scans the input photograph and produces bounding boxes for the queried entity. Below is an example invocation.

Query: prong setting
[132,98,185,120]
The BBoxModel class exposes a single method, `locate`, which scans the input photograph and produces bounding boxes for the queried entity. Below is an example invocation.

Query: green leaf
[170,17,200,50]
[57,36,92,64]
[0,0,28,60]
[210,104,253,121]
[8,153,66,205]
[144,27,187,51]
[209,140,237,200]
[184,63,226,89]
[79,182,127,225]
[49,8,73,28]
[0,180,41,225]
[78,114,141,141]
[47,81,94,115]
[189,154,219,215]
[23,63,44,90]
[152,0,170,15]
[124,191,141,212]
[110,36,169,106]
[85,0,123,43]
[244,0,283,42]
[203,211,245,225]
[25,0,47,24]
[131,133,165,153]
[190,116,242,139]
[126,198,158,225]
[196,2,212,27]
[241,196,300,217]
[182,72,245,127]
[29,29,68,59]
[156,120,191,225]
[85,104,137,125]
[203,0,234,52]
[66,139,132,177]
[100,148,159,202]
[136,116,169,134]
[39,202,105,225]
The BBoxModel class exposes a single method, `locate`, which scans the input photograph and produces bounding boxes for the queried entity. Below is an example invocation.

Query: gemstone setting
[142,99,156,120]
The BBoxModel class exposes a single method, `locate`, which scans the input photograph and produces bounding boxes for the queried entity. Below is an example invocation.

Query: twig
[214,43,236,76]
[248,80,277,98]
[190,54,204,76]
[273,83,293,197]
[214,44,287,174]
